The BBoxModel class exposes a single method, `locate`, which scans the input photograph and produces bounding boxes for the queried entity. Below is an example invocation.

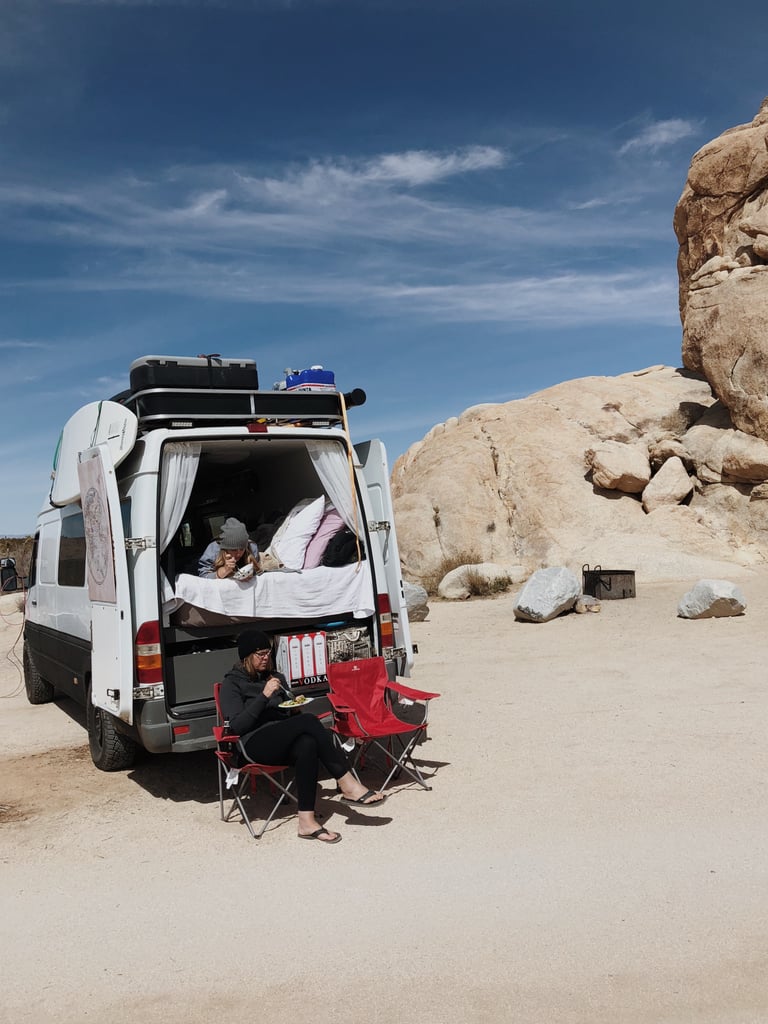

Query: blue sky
[2,0,767,535]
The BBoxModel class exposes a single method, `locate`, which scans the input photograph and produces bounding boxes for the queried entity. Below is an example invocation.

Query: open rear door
[354,439,414,674]
[77,445,134,724]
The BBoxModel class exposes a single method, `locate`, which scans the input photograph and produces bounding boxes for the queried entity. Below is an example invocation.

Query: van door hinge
[124,537,157,551]
[368,521,390,532]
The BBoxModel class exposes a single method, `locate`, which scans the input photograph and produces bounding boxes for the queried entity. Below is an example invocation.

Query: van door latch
[368,521,390,532]
[124,537,157,551]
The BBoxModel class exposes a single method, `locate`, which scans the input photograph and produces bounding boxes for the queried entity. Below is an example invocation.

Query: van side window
[28,535,39,587]
[58,513,86,588]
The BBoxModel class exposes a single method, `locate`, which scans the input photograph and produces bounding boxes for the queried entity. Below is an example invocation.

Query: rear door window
[58,512,86,588]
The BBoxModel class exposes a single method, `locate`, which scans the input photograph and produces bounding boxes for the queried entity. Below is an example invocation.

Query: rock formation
[391,366,768,585]
[675,97,768,439]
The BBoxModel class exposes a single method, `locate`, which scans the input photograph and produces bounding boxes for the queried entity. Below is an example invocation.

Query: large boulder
[513,566,581,623]
[585,441,651,493]
[392,366,768,585]
[403,581,429,622]
[677,579,746,619]
[675,98,768,441]
[641,456,693,512]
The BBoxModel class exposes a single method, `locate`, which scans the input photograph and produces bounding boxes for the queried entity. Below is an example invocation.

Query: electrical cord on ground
[1,576,26,698]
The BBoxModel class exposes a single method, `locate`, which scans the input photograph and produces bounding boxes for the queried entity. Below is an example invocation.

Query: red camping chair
[213,682,297,839]
[326,657,440,791]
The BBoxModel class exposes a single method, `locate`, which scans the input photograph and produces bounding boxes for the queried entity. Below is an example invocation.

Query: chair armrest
[385,681,441,702]
[213,725,241,743]
[326,694,355,713]
[326,696,368,736]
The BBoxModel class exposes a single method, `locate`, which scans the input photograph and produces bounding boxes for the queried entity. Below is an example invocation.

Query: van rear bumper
[133,699,216,754]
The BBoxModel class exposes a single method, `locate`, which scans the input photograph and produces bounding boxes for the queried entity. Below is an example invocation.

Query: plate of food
[278,695,314,709]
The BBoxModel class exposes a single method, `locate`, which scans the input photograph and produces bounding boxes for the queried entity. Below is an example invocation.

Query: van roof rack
[110,385,360,431]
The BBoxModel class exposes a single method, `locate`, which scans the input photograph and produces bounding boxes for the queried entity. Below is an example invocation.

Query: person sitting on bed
[220,629,388,844]
[198,517,260,580]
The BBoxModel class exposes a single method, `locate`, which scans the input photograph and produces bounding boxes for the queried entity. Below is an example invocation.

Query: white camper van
[23,355,413,770]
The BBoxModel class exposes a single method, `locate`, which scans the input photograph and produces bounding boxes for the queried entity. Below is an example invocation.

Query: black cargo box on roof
[129,354,259,392]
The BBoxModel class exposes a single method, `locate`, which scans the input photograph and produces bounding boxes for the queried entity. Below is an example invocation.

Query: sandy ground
[2,579,768,1024]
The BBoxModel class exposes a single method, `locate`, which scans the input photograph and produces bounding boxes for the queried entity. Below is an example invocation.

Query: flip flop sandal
[338,790,387,808]
[299,827,342,844]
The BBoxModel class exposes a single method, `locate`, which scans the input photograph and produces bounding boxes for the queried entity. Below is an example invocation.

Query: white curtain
[159,442,201,606]
[159,442,201,552]
[305,440,359,532]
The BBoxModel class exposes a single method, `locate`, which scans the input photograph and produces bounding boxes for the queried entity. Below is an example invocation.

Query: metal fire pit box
[582,564,636,600]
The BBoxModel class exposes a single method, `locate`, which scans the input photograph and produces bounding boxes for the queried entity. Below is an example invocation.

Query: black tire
[86,689,138,772]
[24,646,55,705]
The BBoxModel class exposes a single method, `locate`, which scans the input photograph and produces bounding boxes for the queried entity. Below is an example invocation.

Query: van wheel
[86,691,137,772]
[24,646,55,705]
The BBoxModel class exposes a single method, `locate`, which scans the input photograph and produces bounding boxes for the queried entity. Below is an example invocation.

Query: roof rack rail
[112,385,357,431]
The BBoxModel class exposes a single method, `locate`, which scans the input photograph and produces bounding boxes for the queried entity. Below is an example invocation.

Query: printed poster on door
[77,455,117,604]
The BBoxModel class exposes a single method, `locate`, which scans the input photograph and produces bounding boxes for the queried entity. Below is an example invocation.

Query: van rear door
[77,446,134,724]
[354,439,414,673]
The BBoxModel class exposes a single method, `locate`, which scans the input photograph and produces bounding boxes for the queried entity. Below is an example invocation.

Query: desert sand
[2,579,768,1024]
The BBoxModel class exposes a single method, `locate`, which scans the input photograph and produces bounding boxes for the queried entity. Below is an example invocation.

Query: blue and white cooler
[284,366,336,392]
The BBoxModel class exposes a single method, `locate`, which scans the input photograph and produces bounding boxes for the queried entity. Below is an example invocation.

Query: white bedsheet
[168,562,375,620]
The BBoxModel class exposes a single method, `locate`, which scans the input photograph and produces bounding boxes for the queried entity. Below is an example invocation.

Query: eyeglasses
[250,649,271,658]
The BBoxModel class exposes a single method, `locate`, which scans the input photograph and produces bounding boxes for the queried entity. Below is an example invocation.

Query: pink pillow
[303,509,345,568]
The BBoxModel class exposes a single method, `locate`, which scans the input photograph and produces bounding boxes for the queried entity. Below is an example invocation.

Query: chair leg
[218,760,226,821]
[375,731,432,791]
[235,771,297,840]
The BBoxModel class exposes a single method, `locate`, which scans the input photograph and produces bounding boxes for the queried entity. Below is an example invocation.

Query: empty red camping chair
[213,682,297,839]
[326,657,440,791]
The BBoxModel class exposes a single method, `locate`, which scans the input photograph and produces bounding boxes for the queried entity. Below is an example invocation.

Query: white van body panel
[78,445,134,724]
[355,439,414,674]
[28,509,91,639]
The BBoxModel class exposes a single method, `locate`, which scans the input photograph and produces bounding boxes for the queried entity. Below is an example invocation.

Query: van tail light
[135,620,163,685]
[377,593,395,649]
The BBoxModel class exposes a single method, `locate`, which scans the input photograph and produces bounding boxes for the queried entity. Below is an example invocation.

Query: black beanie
[238,630,272,661]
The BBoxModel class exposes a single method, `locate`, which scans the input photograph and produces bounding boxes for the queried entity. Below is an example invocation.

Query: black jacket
[219,662,289,739]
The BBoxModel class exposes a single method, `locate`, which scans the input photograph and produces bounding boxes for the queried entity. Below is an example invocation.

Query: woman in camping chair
[220,630,387,844]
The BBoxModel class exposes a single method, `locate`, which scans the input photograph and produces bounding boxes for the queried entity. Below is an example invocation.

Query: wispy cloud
[378,272,679,327]
[0,339,52,349]
[255,146,507,200]
[0,139,682,334]
[619,118,700,155]
[0,145,669,262]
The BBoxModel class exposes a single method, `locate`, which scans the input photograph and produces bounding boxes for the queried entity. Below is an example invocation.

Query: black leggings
[243,715,349,811]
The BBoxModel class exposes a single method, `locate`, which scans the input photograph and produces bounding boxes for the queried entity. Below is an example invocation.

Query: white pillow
[270,496,325,569]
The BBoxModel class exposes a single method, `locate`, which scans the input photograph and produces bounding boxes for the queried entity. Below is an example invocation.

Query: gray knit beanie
[219,517,250,550]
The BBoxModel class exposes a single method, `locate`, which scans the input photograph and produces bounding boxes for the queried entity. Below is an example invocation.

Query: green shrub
[422,548,482,596]
[462,566,512,597]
